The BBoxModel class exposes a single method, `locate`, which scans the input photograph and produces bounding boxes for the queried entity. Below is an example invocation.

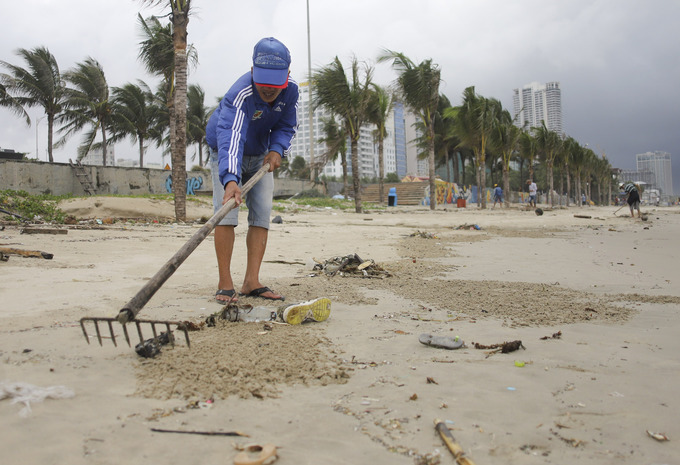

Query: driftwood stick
[150,428,248,437]
[434,419,477,465]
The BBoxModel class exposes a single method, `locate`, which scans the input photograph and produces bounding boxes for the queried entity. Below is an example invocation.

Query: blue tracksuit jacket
[205,71,299,187]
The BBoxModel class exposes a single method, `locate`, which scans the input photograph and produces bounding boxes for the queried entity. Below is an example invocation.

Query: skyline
[1,0,678,194]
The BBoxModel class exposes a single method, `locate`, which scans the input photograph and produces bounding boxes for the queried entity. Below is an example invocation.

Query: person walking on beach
[205,37,298,304]
[527,179,537,207]
[492,184,503,208]
[620,181,641,218]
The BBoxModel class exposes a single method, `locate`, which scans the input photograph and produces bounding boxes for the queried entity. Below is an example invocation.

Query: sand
[1,197,679,465]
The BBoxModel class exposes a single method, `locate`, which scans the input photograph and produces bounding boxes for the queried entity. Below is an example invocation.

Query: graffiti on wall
[165,175,205,195]
[420,180,501,205]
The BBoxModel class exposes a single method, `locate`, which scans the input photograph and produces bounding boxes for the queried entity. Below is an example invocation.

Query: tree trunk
[378,138,384,204]
[428,130,436,210]
[548,161,554,206]
[101,126,108,167]
[341,151,348,197]
[47,114,54,163]
[172,11,189,222]
[502,164,510,208]
[139,138,145,168]
[565,163,571,207]
[350,137,362,213]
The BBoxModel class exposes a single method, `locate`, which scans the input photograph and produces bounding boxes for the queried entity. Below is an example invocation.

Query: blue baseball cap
[252,37,291,88]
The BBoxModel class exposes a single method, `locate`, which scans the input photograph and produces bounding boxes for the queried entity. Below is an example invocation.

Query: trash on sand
[135,331,175,358]
[0,381,75,417]
[311,253,391,278]
[473,340,525,357]
[234,443,278,465]
[419,333,465,350]
[535,208,544,216]
[455,223,482,230]
[206,304,276,326]
[646,430,670,442]
[540,331,562,340]
[514,360,525,367]
[409,230,439,239]
[151,427,248,437]
[434,418,478,465]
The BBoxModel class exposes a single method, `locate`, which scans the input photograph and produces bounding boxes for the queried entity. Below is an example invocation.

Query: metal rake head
[79,316,191,348]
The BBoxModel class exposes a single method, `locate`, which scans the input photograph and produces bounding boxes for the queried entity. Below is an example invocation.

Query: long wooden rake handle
[117,163,271,324]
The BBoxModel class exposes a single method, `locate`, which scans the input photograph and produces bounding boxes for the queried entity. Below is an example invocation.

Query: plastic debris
[0,381,75,417]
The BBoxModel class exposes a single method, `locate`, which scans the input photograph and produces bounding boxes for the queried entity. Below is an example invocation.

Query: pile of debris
[311,253,391,279]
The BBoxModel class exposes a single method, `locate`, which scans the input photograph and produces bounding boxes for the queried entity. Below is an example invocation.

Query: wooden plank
[0,247,53,259]
[20,228,68,235]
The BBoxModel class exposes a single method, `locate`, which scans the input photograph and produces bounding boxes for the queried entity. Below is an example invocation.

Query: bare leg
[214,225,236,302]
[241,226,282,299]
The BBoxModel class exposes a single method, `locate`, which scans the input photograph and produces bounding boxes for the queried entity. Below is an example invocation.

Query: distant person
[492,184,503,208]
[581,193,587,206]
[527,179,537,207]
[620,182,641,218]
[205,37,298,303]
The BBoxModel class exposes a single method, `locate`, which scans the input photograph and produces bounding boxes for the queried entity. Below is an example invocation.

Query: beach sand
[1,197,678,464]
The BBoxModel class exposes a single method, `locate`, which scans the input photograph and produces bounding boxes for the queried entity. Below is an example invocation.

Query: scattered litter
[410,230,439,239]
[135,331,175,358]
[473,340,525,356]
[234,443,278,465]
[0,381,75,417]
[574,214,592,219]
[514,360,525,367]
[434,418,478,464]
[426,377,439,384]
[151,427,248,437]
[507,387,516,391]
[540,331,562,340]
[311,253,391,278]
[271,215,283,224]
[419,333,465,350]
[455,223,481,230]
[646,430,670,442]
[535,208,543,216]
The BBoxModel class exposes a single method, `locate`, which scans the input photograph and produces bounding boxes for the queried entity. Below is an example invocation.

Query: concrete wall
[0,159,325,198]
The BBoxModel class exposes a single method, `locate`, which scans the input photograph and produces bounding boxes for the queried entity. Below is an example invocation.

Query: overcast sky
[2,0,679,194]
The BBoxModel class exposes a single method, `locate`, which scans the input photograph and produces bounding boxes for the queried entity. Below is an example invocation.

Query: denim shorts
[210,147,273,229]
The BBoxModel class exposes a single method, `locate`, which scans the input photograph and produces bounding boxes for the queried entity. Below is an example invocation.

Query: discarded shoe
[281,297,331,325]
[418,333,465,350]
[234,444,278,465]
[135,331,175,358]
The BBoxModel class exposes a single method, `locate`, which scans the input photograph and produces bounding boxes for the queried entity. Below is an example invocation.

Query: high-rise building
[513,81,563,134]
[636,151,673,195]
[290,82,405,179]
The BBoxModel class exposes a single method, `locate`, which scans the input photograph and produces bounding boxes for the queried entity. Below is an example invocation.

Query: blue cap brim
[253,66,289,87]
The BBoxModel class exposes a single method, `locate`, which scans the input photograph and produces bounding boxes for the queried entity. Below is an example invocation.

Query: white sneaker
[281,298,331,325]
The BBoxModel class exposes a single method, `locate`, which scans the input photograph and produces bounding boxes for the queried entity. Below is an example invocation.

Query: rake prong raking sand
[79,163,271,349]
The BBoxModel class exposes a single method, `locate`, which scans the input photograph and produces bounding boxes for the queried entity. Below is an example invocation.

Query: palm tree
[317,116,349,196]
[448,87,500,208]
[313,56,374,213]
[366,84,393,204]
[493,109,522,207]
[59,57,114,166]
[519,130,538,184]
[138,1,193,221]
[186,83,209,167]
[0,46,66,162]
[0,82,30,126]
[378,50,441,210]
[534,121,562,206]
[111,80,156,167]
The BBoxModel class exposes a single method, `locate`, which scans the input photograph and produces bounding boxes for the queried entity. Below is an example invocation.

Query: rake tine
[181,326,191,348]
[93,320,103,346]
[135,321,144,345]
[151,322,158,338]
[80,319,91,345]
[107,320,117,347]
[122,323,131,347]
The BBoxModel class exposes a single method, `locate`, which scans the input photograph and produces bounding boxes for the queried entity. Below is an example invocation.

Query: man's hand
[263,151,282,172]
[222,180,242,206]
